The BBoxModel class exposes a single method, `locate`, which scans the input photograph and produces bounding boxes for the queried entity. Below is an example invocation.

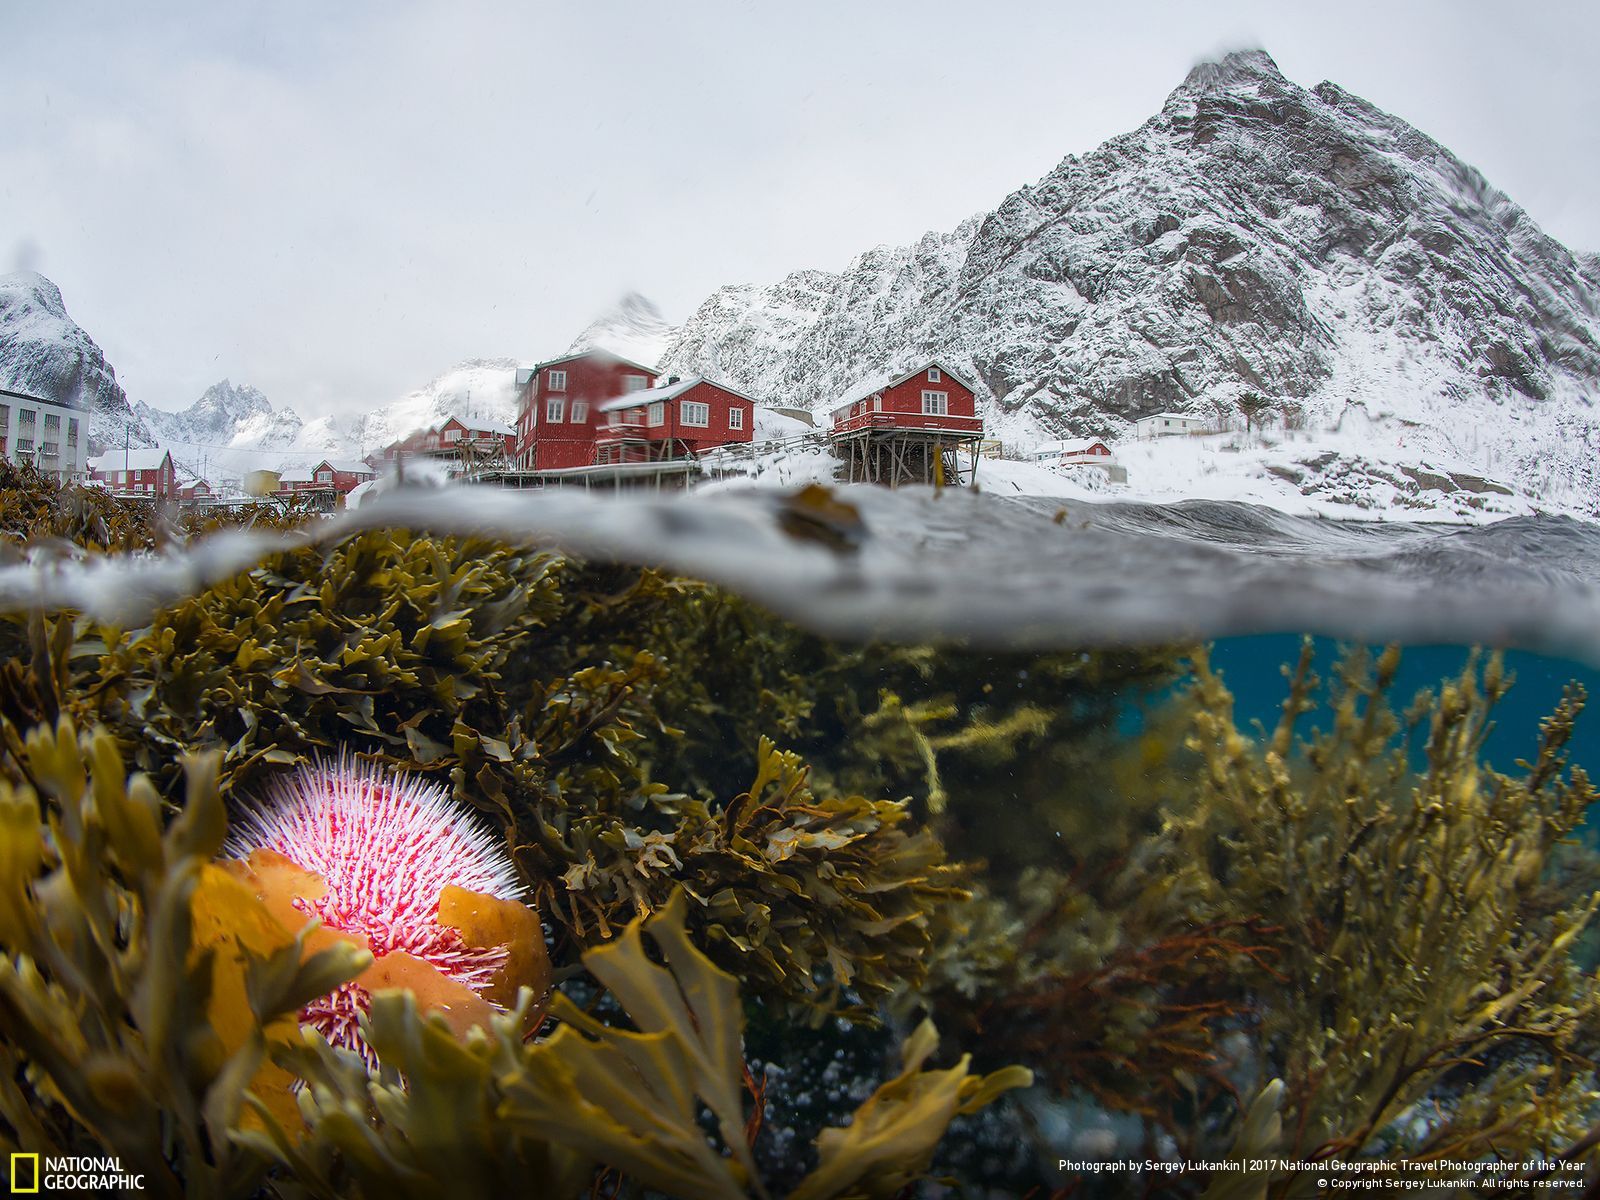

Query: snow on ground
[696,404,1544,526]
[1106,428,1535,522]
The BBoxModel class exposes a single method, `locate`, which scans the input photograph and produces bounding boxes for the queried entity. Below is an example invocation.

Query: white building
[0,387,91,482]
[1134,412,1212,438]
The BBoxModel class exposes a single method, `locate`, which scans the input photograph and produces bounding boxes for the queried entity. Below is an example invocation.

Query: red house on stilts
[830,361,984,486]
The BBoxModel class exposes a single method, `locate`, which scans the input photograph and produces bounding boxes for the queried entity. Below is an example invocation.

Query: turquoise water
[1209,634,1600,776]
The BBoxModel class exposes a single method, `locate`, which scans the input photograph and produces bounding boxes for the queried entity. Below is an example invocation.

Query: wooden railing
[829,411,984,437]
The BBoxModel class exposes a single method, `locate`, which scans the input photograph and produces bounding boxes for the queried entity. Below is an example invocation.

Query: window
[44,413,60,431]
[546,397,565,423]
[647,402,665,427]
[548,369,567,392]
[872,397,882,412]
[19,409,35,429]
[316,469,333,483]
[67,418,78,444]
[921,390,948,415]
[571,399,589,422]
[0,404,9,425]
[624,375,649,393]
[681,401,709,427]
[444,427,460,442]
[928,367,942,382]
[16,438,33,453]
[42,442,58,458]
[728,407,743,430]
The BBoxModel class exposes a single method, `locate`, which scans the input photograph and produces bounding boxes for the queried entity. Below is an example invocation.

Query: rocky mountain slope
[0,271,151,451]
[660,50,1600,515]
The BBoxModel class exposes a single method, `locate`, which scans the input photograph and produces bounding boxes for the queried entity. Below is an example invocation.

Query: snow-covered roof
[1138,412,1208,423]
[599,376,701,412]
[600,376,763,413]
[277,468,315,484]
[89,448,171,472]
[834,360,977,411]
[443,418,514,436]
[1057,438,1111,454]
[316,458,376,475]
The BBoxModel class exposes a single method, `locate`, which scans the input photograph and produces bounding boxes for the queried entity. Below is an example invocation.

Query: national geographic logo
[8,1154,145,1192]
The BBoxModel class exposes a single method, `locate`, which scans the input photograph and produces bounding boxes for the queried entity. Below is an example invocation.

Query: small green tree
[1237,391,1275,438]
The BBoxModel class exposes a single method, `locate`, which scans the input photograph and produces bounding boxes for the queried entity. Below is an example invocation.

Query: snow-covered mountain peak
[193,379,273,422]
[135,378,302,455]
[0,270,147,450]
[568,293,673,366]
[660,50,1600,517]
[1172,47,1293,101]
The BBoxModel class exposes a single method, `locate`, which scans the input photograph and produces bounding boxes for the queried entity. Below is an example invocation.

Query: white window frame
[681,401,709,428]
[647,401,665,428]
[727,407,743,430]
[921,390,948,416]
[624,375,649,393]
[928,367,942,382]
[316,469,333,483]
[548,369,567,392]
[872,397,882,412]
[571,399,589,423]
[444,427,460,442]
[546,397,565,423]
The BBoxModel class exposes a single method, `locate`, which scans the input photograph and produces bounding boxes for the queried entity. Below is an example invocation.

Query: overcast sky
[4,0,1596,418]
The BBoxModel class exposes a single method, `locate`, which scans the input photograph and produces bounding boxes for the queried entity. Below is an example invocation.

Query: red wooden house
[177,478,215,504]
[434,416,516,458]
[829,362,983,438]
[594,377,756,465]
[89,448,177,499]
[515,350,658,470]
[275,459,375,498]
[1056,438,1113,465]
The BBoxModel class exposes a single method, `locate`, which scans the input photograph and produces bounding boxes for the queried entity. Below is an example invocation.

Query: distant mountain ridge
[135,380,302,451]
[657,49,1600,513]
[5,49,1600,517]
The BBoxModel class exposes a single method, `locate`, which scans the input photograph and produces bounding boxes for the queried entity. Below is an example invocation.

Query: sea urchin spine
[227,755,532,1063]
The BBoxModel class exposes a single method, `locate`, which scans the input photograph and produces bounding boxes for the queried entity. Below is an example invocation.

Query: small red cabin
[277,459,375,496]
[1057,438,1113,465]
[830,362,982,438]
[515,350,658,470]
[435,416,516,458]
[594,377,756,464]
[89,448,177,499]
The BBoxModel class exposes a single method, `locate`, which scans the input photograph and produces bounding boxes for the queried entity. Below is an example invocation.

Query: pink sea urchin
[228,755,531,1062]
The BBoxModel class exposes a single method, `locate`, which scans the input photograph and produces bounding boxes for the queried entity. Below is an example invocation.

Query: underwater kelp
[11,530,969,1019]
[2,466,1599,1195]
[0,719,1028,1199]
[0,719,370,1198]
[1171,644,1600,1176]
[251,891,1029,1200]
